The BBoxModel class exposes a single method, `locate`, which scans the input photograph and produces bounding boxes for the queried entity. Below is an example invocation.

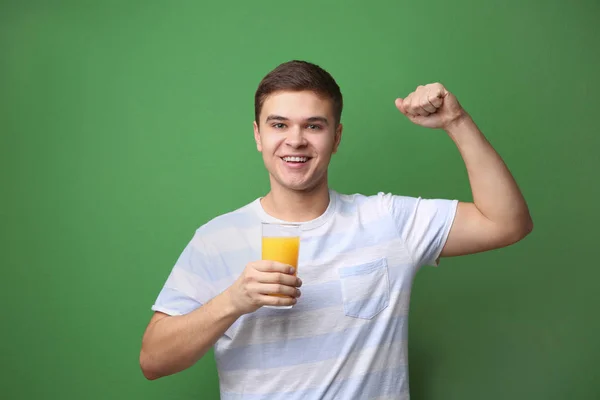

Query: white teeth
[283,156,308,163]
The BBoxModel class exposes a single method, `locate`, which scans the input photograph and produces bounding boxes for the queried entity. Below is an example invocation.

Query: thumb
[394,98,406,114]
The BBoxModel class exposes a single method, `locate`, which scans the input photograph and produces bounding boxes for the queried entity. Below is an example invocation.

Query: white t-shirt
[152,189,458,399]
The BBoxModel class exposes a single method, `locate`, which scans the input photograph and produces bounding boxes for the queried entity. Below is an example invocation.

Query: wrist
[443,112,479,142]
[443,111,472,135]
[216,289,245,320]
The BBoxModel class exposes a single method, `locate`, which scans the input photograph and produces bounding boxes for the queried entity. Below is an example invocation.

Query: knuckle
[250,297,260,306]
[253,261,265,271]
[244,282,255,294]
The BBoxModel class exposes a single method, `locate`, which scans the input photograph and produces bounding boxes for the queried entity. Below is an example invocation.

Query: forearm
[446,115,532,233]
[140,290,240,380]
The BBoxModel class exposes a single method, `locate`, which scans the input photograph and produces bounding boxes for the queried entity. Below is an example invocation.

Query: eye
[307,124,322,130]
[272,123,286,129]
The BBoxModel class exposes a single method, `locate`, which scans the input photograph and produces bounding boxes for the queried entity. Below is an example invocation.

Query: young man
[140,60,532,399]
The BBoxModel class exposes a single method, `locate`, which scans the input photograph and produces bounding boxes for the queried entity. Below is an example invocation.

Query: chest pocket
[338,257,390,319]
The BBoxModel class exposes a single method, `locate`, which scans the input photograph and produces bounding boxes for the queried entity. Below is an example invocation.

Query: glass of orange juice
[261,222,301,309]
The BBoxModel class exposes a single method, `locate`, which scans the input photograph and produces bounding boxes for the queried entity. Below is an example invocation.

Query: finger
[258,283,301,298]
[429,95,443,108]
[407,114,427,126]
[414,104,431,116]
[421,96,437,113]
[253,260,296,274]
[428,83,447,108]
[408,94,431,116]
[256,271,301,287]
[412,86,433,114]
[258,294,297,308]
[401,94,417,117]
[395,98,407,115]
[409,92,430,116]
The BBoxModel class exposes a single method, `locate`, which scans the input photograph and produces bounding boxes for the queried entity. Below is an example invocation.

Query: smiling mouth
[281,156,310,163]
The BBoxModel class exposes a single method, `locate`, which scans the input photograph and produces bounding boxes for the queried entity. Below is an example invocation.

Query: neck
[261,180,331,222]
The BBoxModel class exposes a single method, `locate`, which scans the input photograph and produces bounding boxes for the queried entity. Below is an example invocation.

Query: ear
[332,123,343,154]
[253,121,262,152]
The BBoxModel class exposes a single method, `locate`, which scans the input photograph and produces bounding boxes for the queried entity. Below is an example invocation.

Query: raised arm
[395,83,533,257]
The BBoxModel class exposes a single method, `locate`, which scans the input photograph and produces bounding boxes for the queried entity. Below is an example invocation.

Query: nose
[285,126,308,148]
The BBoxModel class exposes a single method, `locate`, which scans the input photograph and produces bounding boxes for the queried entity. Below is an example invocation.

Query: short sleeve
[151,231,220,316]
[379,192,458,267]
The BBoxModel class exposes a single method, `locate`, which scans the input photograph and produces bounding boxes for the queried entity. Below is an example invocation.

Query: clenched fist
[395,83,467,130]
[225,260,303,316]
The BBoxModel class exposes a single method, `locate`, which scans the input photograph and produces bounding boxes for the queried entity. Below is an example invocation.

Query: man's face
[253,90,342,193]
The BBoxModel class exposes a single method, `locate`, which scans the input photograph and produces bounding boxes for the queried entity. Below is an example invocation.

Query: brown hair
[254,60,343,127]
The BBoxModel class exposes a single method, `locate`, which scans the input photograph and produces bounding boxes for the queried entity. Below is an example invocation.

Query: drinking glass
[261,222,301,309]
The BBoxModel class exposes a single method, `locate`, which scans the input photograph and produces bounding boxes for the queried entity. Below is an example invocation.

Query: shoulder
[193,199,261,241]
[334,190,457,227]
[333,190,419,213]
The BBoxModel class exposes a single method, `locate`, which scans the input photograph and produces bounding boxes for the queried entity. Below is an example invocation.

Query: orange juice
[262,236,299,298]
[262,236,300,272]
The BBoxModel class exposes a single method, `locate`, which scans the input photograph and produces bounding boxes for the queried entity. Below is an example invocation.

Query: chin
[268,165,327,193]
[277,177,326,193]
[281,181,312,192]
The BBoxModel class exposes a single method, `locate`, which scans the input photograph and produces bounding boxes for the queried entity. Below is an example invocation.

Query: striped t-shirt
[152,189,458,399]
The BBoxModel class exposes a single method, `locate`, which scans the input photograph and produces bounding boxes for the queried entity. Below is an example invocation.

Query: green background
[2,0,599,399]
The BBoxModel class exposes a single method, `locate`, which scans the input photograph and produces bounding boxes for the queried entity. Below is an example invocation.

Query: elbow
[141,369,160,381]
[139,349,163,381]
[506,215,533,244]
[142,372,160,381]
[524,215,534,235]
[520,211,534,237]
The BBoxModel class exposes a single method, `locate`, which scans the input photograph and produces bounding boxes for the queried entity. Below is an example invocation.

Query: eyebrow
[265,115,329,125]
